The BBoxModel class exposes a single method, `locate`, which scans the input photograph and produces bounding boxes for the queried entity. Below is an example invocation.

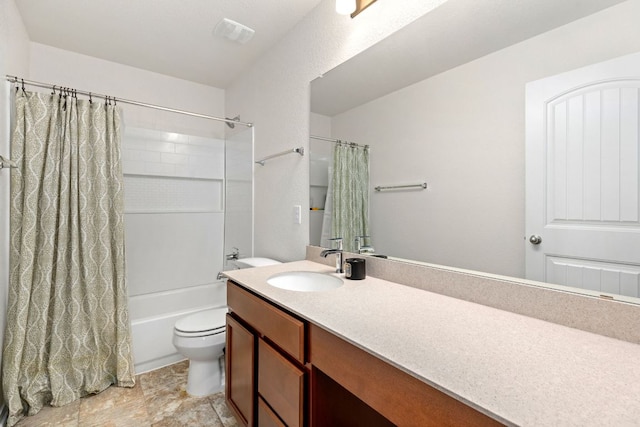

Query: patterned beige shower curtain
[2,90,135,426]
[331,142,370,252]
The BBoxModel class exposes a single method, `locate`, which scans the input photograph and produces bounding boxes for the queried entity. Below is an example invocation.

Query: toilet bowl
[173,256,281,397]
[173,308,228,396]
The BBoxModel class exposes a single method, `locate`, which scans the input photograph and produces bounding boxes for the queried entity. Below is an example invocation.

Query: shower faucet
[226,247,240,261]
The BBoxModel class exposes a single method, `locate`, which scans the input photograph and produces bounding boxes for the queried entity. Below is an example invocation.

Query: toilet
[173,308,227,396]
[172,256,281,397]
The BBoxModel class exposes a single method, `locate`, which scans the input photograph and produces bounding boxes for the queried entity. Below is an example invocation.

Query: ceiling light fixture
[336,0,356,15]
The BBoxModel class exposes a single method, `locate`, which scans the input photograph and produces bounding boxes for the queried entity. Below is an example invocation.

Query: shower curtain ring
[89,92,92,104]
[21,79,26,94]
[52,85,56,95]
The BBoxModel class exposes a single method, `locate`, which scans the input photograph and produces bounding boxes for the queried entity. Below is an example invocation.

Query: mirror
[309,0,640,302]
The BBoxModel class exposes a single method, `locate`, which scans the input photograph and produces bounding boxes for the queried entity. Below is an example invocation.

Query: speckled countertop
[223,260,640,426]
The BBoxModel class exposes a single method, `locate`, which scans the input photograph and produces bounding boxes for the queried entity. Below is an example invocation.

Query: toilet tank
[234,257,281,269]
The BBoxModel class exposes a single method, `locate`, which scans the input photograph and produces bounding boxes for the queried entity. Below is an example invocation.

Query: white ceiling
[15,0,323,88]
[311,0,628,116]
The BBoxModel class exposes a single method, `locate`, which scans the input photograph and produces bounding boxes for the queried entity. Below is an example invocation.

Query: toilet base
[186,355,225,397]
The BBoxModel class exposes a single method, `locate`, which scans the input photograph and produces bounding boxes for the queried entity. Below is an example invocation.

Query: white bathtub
[128,281,227,374]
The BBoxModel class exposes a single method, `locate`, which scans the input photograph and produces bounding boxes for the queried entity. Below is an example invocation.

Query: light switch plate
[294,205,302,224]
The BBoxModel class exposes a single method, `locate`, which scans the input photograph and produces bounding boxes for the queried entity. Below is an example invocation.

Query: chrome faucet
[355,236,375,254]
[320,238,344,273]
[226,247,240,261]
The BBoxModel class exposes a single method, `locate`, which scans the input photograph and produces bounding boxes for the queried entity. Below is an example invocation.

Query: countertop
[223,260,640,426]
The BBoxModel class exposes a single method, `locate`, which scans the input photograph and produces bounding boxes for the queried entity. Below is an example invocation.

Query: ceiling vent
[213,18,255,44]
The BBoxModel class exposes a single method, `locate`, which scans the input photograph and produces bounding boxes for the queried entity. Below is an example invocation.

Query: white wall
[329,0,640,278]
[226,0,449,262]
[0,0,30,420]
[29,43,226,138]
[0,0,30,76]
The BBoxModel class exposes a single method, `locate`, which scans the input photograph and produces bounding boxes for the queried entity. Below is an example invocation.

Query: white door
[526,52,640,298]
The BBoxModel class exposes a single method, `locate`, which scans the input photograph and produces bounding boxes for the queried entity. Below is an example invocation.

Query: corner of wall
[4,0,31,77]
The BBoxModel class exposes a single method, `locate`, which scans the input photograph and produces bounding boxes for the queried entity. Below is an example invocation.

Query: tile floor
[15,361,239,427]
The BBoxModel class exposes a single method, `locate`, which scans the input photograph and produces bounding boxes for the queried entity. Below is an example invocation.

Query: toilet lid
[175,308,227,334]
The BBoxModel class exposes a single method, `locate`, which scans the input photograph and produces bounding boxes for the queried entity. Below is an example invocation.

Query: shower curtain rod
[310,134,368,148]
[5,75,253,128]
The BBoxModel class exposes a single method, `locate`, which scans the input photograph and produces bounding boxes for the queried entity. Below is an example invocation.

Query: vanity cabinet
[226,281,306,427]
[226,280,500,427]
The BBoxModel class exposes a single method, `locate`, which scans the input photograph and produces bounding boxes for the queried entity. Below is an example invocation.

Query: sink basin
[266,271,343,292]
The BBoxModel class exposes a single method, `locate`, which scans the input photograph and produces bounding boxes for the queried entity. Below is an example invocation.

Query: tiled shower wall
[122,127,227,373]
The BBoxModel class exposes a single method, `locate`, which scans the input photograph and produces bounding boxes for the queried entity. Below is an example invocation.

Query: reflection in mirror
[309,134,370,253]
[309,116,333,247]
[309,0,640,302]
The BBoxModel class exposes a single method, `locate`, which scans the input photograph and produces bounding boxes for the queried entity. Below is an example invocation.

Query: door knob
[529,235,542,245]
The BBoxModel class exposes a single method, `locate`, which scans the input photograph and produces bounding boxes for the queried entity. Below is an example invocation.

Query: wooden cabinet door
[226,314,256,427]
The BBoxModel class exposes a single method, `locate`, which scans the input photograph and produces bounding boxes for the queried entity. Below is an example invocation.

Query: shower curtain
[2,90,135,426]
[330,142,370,252]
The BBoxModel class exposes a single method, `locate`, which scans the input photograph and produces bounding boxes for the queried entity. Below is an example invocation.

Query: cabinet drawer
[258,397,286,427]
[228,281,305,362]
[258,338,304,427]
